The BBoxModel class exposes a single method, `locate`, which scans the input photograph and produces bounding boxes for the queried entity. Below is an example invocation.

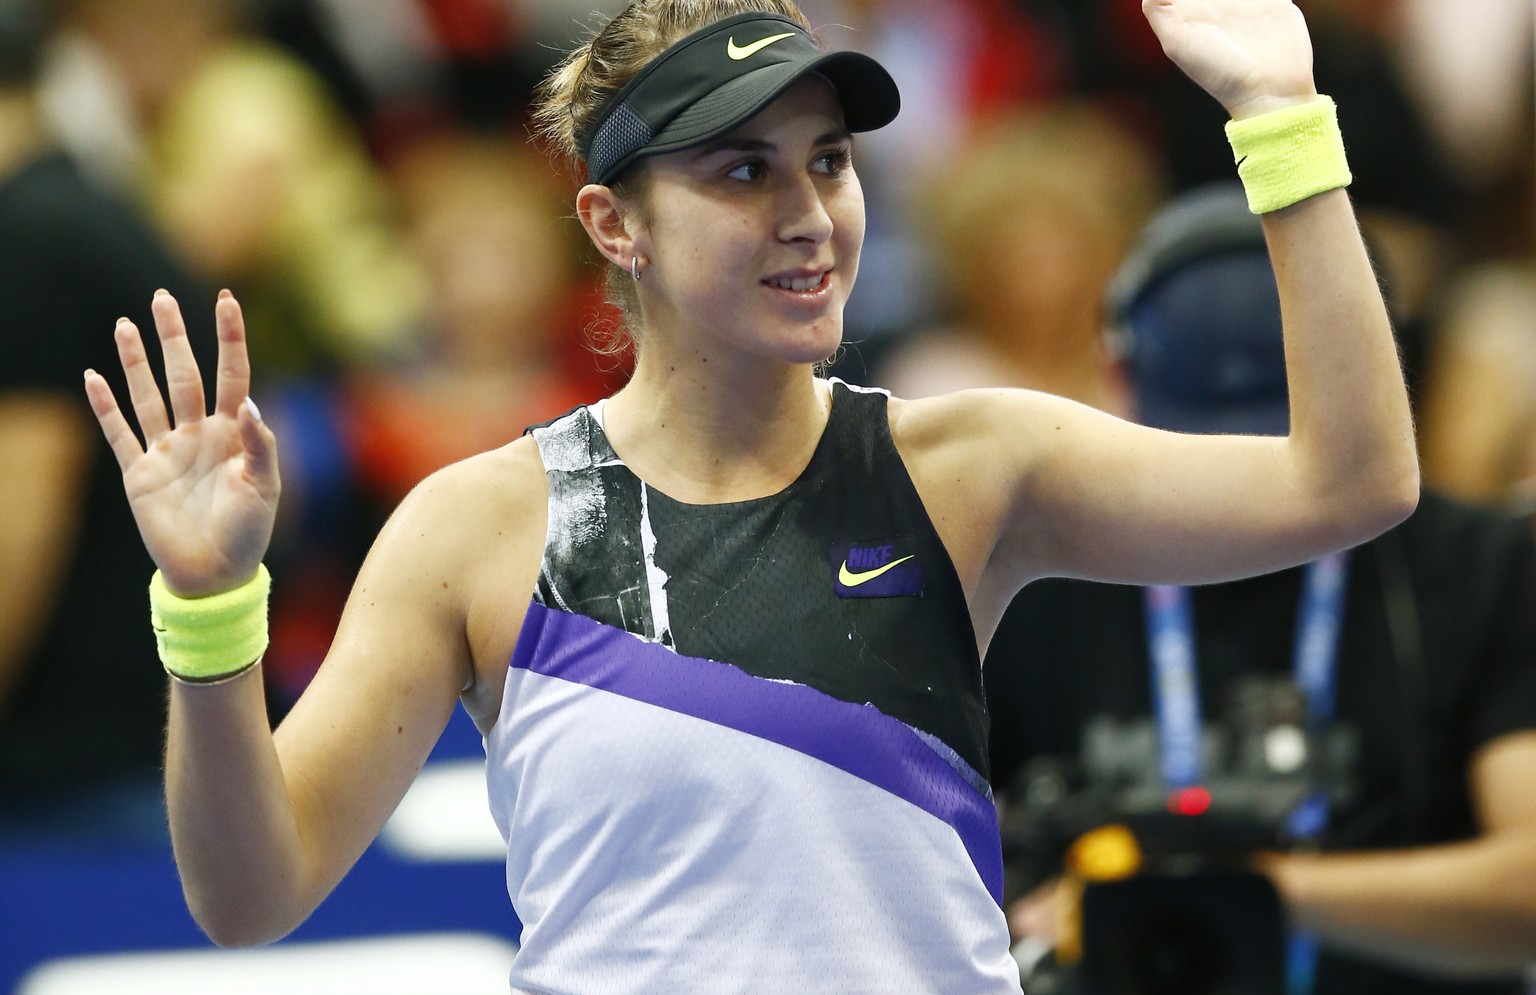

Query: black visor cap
[581,12,901,187]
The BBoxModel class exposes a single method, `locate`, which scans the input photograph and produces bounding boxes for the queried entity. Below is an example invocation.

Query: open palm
[84,291,280,597]
[1143,0,1316,118]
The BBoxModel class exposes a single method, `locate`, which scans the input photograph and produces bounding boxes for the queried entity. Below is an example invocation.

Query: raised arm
[897,0,1417,609]
[1009,185,1414,586]
[82,292,486,946]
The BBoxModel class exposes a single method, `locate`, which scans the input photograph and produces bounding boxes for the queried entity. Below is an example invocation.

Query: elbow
[185,893,301,949]
[1331,454,1420,546]
[196,915,294,951]
[194,913,286,950]
[1363,426,1422,530]
[199,926,269,951]
[1371,463,1421,533]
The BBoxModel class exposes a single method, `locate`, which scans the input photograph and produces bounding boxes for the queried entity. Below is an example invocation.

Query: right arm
[163,473,482,946]
[84,291,532,946]
[1259,730,1536,975]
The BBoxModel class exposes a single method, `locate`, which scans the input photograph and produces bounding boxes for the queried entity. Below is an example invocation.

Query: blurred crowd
[4,2,1536,992]
[3,0,1533,838]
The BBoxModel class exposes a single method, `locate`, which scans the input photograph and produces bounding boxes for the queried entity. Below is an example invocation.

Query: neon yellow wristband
[1226,95,1352,214]
[149,565,271,682]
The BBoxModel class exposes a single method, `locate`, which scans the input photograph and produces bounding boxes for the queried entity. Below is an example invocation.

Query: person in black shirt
[0,0,211,830]
[986,182,1536,995]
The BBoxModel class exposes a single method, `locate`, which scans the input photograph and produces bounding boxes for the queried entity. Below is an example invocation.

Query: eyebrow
[689,128,853,159]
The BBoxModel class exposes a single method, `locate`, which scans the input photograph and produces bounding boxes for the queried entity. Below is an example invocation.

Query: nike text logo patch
[829,540,923,598]
[727,32,795,60]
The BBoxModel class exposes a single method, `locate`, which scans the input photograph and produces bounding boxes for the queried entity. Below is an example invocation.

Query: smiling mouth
[765,272,830,293]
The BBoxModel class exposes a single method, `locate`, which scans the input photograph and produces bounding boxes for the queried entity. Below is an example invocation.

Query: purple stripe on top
[510,600,1004,905]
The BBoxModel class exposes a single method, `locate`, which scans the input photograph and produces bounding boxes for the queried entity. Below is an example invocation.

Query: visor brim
[602,50,899,182]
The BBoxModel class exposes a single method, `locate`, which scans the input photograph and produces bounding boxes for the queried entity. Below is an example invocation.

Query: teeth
[771,274,823,292]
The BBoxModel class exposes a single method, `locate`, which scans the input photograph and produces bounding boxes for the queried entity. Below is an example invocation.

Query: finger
[151,289,207,426]
[116,317,172,443]
[212,290,252,419]
[238,397,281,498]
[83,368,147,473]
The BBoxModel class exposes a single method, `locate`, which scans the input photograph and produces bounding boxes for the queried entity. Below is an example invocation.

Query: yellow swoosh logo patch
[727,32,795,61]
[838,554,916,588]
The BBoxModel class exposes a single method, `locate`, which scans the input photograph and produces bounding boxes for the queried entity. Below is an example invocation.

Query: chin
[782,327,844,367]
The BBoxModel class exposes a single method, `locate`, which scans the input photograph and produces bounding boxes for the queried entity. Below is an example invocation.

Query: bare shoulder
[884,388,1071,591]
[884,386,1141,627]
[367,434,549,622]
[382,435,548,549]
[340,434,549,727]
[886,387,1086,490]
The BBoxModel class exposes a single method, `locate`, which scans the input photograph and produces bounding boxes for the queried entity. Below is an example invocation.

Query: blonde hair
[531,0,812,353]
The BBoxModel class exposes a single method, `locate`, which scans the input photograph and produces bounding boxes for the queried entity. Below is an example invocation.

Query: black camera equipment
[999,674,1358,995]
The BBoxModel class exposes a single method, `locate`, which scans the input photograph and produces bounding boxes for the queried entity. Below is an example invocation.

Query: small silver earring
[631,256,642,282]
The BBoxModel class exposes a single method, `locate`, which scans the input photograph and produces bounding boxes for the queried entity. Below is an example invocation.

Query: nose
[775,172,834,246]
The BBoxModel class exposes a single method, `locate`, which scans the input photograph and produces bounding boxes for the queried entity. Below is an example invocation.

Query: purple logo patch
[829,540,923,598]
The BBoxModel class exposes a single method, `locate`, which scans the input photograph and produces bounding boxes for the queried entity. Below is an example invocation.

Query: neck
[602,347,831,504]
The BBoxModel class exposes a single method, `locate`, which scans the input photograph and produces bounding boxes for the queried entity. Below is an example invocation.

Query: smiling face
[625,75,866,369]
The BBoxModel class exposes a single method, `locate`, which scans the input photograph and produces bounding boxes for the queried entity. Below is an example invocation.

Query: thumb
[238,397,281,496]
[1140,0,1186,41]
[1141,0,1179,38]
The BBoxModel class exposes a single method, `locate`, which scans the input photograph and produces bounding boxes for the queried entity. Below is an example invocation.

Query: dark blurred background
[3,0,1533,991]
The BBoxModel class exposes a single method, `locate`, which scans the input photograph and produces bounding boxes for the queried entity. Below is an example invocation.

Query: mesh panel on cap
[588,103,654,184]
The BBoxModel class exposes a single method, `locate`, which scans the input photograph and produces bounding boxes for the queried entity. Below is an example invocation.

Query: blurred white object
[17,933,517,995]
[310,0,441,101]
[380,758,506,861]
[1392,0,1533,188]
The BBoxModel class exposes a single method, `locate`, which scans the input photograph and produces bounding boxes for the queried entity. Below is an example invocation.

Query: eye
[813,145,853,176]
[725,159,766,182]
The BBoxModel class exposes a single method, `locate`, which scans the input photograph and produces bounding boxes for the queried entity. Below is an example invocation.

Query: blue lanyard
[1144,583,1205,788]
[1143,551,1350,995]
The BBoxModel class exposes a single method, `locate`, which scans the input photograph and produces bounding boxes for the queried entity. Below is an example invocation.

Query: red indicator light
[1167,786,1212,816]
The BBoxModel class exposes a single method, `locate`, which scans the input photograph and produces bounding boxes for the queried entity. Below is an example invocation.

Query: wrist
[1225,88,1320,122]
[149,565,271,682]
[1226,95,1351,214]
[1253,849,1319,910]
[159,567,263,601]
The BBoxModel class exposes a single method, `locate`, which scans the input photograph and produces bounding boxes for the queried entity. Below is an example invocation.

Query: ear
[577,184,641,271]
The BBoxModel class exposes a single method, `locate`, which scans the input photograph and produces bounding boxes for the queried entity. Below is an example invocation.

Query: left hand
[1007,878,1064,944]
[1142,0,1318,119]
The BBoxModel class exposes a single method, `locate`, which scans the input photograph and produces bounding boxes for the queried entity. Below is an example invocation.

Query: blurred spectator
[256,128,618,703]
[799,0,1055,361]
[1417,262,1536,515]
[1391,2,1536,523]
[1390,0,1533,205]
[34,0,442,718]
[1013,0,1465,379]
[259,0,526,134]
[0,0,214,833]
[40,0,428,378]
[987,183,1536,995]
[872,102,1162,412]
[250,0,632,146]
[345,128,609,507]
